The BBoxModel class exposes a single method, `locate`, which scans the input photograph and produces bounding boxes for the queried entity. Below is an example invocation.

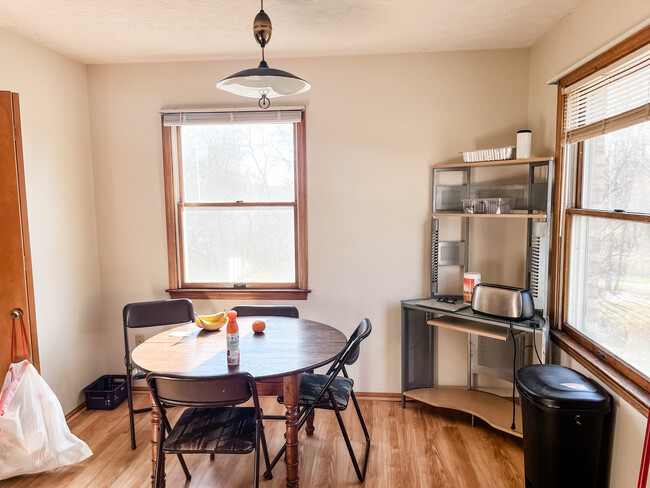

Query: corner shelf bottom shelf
[404,387,522,438]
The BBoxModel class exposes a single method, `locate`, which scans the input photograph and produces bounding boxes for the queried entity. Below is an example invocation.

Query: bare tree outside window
[180,123,297,284]
[568,121,650,377]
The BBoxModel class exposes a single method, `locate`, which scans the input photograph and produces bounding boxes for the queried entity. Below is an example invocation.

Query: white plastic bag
[0,360,93,480]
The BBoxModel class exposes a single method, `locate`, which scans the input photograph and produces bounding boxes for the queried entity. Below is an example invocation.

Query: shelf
[403,299,546,333]
[404,387,522,437]
[432,211,547,220]
[428,316,508,341]
[433,157,553,169]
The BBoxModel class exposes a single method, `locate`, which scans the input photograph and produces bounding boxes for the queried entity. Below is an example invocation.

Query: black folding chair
[123,298,194,450]
[231,305,299,318]
[269,318,372,482]
[147,372,272,488]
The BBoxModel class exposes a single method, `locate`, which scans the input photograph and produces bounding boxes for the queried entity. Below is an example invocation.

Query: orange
[252,320,266,334]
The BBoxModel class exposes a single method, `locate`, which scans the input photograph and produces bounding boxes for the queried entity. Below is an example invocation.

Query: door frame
[1,91,39,371]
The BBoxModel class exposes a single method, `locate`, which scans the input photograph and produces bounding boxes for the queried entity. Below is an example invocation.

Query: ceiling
[0,0,582,65]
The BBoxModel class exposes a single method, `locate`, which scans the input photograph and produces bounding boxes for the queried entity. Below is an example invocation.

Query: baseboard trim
[353,392,403,402]
[65,402,87,422]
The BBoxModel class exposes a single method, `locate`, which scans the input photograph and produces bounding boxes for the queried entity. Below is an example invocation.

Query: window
[161,109,309,299]
[553,31,650,406]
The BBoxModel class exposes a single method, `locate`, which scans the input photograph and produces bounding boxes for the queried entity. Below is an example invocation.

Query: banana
[194,312,228,331]
[197,311,226,323]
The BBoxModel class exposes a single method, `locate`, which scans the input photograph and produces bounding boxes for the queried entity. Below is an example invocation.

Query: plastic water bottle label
[227,332,240,365]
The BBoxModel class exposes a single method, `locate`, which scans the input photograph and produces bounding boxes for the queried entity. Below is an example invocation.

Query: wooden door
[0,91,38,375]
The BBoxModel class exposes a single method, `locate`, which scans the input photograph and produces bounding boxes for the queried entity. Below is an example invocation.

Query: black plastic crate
[83,375,127,410]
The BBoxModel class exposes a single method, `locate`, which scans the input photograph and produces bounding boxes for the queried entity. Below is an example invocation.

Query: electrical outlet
[135,333,145,347]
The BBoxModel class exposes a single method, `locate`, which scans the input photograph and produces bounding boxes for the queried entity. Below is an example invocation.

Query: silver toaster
[471,283,535,320]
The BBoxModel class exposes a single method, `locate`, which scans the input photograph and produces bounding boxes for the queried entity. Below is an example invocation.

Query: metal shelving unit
[430,157,553,313]
[401,157,554,438]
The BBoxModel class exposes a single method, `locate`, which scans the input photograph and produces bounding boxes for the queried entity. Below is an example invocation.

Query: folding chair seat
[282,374,354,411]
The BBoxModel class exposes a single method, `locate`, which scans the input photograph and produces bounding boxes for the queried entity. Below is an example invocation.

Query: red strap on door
[9,315,28,362]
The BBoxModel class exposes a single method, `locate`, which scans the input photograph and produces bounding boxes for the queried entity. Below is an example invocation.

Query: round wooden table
[132,315,347,488]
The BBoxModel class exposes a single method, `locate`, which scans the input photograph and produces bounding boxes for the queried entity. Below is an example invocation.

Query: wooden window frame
[161,112,310,300]
[549,25,650,415]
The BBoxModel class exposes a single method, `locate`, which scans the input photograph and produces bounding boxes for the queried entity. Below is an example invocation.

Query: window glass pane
[568,216,650,377]
[182,207,296,283]
[580,120,650,214]
[180,123,295,203]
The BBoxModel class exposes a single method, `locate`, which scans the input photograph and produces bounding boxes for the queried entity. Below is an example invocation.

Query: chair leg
[254,420,261,488]
[266,440,285,476]
[350,391,371,480]
[260,421,273,480]
[133,406,153,414]
[267,394,333,475]
[305,369,316,436]
[154,425,165,488]
[177,454,191,481]
[265,404,312,475]
[330,391,370,482]
[126,371,137,450]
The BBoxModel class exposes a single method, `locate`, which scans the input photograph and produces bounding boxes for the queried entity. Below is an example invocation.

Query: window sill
[166,288,311,300]
[551,330,650,417]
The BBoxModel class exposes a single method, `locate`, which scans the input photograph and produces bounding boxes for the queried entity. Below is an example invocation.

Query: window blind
[162,109,303,126]
[563,47,650,145]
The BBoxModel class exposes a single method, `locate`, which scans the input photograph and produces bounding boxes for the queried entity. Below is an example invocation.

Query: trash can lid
[516,364,611,411]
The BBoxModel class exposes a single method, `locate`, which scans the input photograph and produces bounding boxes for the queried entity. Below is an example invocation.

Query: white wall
[0,27,103,413]
[528,0,650,485]
[86,48,531,393]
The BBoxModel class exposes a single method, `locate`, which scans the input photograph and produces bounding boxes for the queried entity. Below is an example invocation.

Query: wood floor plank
[0,393,524,487]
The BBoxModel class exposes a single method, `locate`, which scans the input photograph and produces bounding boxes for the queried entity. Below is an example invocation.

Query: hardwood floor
[0,392,524,487]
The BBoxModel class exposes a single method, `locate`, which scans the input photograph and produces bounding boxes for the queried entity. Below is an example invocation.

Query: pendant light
[217,0,310,109]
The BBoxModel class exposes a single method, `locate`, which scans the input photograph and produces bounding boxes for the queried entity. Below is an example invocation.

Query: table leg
[283,374,300,488]
[150,393,165,488]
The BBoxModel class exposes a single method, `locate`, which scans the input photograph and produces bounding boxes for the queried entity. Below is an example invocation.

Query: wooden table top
[131,316,348,380]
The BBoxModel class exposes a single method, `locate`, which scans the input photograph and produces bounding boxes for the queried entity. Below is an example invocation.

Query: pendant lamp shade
[217,60,310,99]
[217,1,309,108]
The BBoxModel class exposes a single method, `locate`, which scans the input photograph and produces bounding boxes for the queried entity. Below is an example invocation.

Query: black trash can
[516,364,612,488]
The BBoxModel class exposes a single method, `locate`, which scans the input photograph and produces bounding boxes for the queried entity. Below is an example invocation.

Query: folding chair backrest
[342,319,371,366]
[328,319,372,374]
[231,305,299,318]
[123,299,194,329]
[148,373,255,409]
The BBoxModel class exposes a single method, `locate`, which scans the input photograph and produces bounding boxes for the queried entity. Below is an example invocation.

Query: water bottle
[226,310,240,366]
